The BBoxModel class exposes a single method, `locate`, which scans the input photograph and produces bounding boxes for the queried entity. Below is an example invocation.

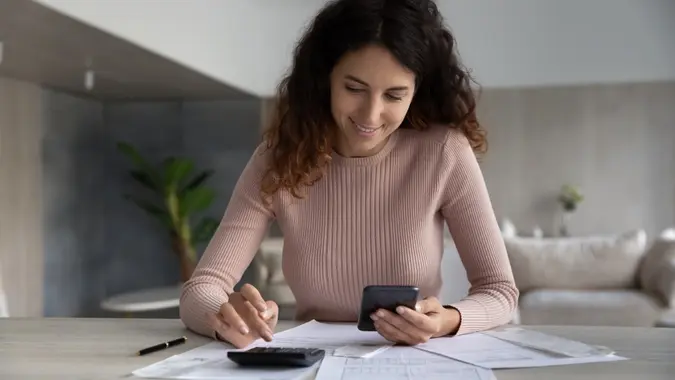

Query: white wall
[439,0,675,89]
[34,0,675,97]
[478,81,675,238]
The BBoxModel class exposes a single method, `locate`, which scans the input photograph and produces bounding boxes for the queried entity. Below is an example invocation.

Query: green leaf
[123,194,171,228]
[163,157,194,191]
[124,194,162,214]
[180,170,214,195]
[180,187,215,217]
[117,142,161,188]
[117,142,149,170]
[130,170,158,192]
[193,217,220,243]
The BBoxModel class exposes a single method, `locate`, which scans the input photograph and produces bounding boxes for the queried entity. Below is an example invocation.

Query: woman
[180,0,518,349]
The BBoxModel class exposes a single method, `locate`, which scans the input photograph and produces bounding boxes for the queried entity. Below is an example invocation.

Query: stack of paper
[131,321,627,380]
[416,327,626,370]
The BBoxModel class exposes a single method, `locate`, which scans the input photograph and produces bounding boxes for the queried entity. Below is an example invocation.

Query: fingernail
[239,324,249,335]
[377,310,384,317]
[261,309,273,319]
[397,306,406,314]
[370,313,379,320]
[258,302,268,311]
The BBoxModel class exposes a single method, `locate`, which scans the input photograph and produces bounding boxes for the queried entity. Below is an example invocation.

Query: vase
[559,211,573,237]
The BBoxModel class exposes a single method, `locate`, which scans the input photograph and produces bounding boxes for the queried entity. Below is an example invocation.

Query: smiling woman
[179,0,519,349]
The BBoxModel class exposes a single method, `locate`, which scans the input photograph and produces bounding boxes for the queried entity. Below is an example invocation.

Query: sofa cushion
[655,308,675,327]
[518,289,662,327]
[639,228,675,307]
[505,230,647,292]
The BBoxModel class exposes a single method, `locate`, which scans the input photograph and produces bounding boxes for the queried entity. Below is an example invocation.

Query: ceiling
[34,0,675,97]
[0,0,255,101]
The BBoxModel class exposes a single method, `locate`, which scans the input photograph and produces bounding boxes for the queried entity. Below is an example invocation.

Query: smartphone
[357,285,420,331]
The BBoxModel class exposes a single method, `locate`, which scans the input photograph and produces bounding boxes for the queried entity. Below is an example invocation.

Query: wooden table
[1,318,674,379]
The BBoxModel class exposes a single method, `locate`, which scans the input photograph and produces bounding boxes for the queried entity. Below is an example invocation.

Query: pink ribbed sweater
[180,125,519,338]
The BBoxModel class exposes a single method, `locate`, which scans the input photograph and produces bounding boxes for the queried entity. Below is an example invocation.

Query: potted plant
[557,184,584,236]
[117,142,220,283]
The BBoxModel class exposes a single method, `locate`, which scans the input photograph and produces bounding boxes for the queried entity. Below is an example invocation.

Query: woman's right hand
[207,283,279,348]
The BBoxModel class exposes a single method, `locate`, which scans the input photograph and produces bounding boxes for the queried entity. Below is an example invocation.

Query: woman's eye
[344,85,403,101]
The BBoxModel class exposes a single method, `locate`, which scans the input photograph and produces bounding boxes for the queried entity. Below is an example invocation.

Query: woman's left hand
[371,296,461,345]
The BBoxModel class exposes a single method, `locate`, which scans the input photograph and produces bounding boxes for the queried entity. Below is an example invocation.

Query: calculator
[226,346,326,367]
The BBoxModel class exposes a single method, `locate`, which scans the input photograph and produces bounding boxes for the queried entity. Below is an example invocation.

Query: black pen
[137,336,187,356]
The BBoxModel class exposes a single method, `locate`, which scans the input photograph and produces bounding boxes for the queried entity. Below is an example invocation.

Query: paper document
[131,341,318,380]
[482,327,615,358]
[333,344,391,359]
[250,320,393,355]
[416,332,627,369]
[131,320,391,379]
[315,346,496,380]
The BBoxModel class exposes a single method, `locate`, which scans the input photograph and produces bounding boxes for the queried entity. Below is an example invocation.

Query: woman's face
[329,44,416,157]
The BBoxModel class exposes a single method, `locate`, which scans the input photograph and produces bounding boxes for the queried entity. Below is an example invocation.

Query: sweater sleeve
[439,130,519,335]
[179,143,275,338]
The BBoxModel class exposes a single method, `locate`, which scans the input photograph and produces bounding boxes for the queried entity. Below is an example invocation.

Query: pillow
[505,230,647,292]
[500,218,517,238]
[639,228,675,307]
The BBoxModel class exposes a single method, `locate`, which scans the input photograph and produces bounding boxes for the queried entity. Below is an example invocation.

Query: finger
[239,284,268,313]
[373,318,407,343]
[414,297,441,315]
[262,300,279,322]
[207,312,230,339]
[207,313,249,348]
[218,302,249,335]
[242,300,274,341]
[374,309,428,343]
[395,305,437,333]
[373,309,419,333]
[373,317,417,345]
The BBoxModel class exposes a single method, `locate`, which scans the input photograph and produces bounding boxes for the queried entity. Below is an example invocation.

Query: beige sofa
[504,229,675,327]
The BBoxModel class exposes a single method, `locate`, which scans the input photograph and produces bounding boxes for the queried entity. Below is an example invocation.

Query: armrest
[653,257,675,307]
[639,239,675,308]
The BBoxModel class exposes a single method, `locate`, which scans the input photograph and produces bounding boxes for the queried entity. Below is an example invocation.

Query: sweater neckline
[330,131,399,167]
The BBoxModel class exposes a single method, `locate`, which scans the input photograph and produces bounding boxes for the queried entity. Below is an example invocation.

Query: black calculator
[227,346,326,367]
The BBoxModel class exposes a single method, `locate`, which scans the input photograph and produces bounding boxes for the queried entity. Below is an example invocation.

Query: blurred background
[1,0,674,327]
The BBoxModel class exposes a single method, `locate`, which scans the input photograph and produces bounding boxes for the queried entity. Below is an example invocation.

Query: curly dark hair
[261,0,485,205]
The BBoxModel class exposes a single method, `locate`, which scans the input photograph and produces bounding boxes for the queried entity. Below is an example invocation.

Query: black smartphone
[357,285,420,331]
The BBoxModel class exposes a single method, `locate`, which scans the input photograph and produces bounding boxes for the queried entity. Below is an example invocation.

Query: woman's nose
[357,97,384,126]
